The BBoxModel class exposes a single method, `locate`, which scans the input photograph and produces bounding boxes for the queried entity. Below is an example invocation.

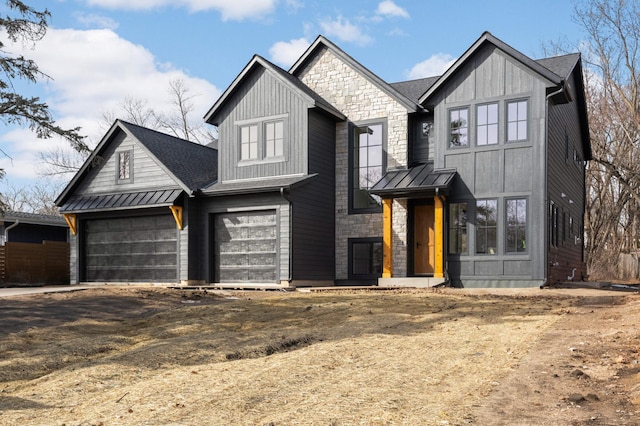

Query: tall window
[477,103,498,145]
[449,202,468,254]
[550,201,558,247]
[349,238,383,279]
[476,199,497,254]
[240,124,258,160]
[265,121,284,158]
[507,100,528,142]
[506,198,527,253]
[351,122,384,212]
[117,151,131,181]
[449,108,469,147]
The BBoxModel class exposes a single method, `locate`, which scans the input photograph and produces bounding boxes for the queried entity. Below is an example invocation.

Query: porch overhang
[58,189,183,214]
[370,163,456,198]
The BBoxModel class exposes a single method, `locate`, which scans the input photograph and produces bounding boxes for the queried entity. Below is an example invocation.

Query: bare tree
[572,0,640,278]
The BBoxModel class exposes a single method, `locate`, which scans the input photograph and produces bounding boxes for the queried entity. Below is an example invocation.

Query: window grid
[449,108,469,148]
[265,121,284,158]
[449,202,468,254]
[506,198,527,253]
[477,103,498,146]
[476,199,498,255]
[349,238,383,279]
[507,100,528,142]
[240,124,258,160]
[118,151,131,181]
[351,123,384,212]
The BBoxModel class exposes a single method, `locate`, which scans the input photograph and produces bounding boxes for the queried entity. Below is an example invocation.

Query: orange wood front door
[414,204,435,274]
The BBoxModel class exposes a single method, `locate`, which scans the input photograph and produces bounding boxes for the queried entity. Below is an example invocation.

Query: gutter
[280,187,293,284]
[3,219,19,244]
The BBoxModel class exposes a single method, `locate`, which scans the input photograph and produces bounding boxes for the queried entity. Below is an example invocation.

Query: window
[240,124,258,160]
[449,202,468,254]
[507,100,528,142]
[476,199,497,254]
[349,238,383,279]
[550,201,558,248]
[117,150,131,182]
[477,103,498,145]
[265,120,284,158]
[506,198,527,253]
[350,122,385,212]
[449,108,469,147]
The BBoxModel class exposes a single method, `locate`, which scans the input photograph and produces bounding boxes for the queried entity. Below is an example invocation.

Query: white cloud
[376,1,409,19]
[319,15,372,46]
[269,38,310,68]
[84,0,277,21]
[0,28,221,183]
[73,12,119,30]
[406,53,455,79]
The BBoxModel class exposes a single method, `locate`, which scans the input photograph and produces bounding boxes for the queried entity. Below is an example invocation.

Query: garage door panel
[214,210,278,283]
[84,215,177,282]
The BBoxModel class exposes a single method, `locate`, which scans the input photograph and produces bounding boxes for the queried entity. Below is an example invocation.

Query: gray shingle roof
[536,53,580,80]
[119,120,218,191]
[390,77,440,103]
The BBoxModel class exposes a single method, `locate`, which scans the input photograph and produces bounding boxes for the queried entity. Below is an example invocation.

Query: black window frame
[505,197,528,254]
[475,198,498,255]
[506,98,529,143]
[448,202,468,255]
[476,102,499,146]
[348,237,383,280]
[449,107,469,148]
[348,119,387,214]
[116,149,133,184]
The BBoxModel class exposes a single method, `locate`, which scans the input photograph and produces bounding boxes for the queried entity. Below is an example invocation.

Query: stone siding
[298,47,409,279]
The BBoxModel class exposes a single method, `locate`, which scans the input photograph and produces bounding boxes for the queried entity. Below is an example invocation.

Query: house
[0,211,68,245]
[55,120,218,284]
[56,31,590,288]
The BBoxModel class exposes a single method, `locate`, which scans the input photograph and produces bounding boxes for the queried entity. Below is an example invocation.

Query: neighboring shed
[0,211,70,285]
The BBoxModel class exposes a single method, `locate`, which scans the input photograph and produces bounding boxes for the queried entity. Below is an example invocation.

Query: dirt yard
[0,286,639,425]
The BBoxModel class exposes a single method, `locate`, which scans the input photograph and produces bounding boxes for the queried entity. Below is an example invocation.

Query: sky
[0,0,587,199]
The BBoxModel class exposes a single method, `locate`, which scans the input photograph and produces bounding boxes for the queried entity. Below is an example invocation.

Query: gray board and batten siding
[430,44,553,287]
[289,110,337,283]
[212,65,312,182]
[546,69,589,282]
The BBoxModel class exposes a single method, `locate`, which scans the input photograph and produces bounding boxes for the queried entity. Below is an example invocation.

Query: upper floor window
[350,121,385,213]
[507,99,528,142]
[477,103,498,146]
[449,108,469,148]
[265,120,284,158]
[117,150,132,182]
[476,199,497,255]
[506,198,527,253]
[240,124,258,161]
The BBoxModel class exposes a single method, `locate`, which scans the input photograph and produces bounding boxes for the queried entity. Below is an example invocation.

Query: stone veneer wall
[297,46,409,279]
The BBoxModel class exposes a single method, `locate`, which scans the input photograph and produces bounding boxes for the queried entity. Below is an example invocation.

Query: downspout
[280,187,292,284]
[3,220,19,244]
[543,84,566,288]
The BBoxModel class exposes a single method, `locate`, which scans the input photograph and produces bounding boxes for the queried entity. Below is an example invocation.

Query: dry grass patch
[0,288,578,425]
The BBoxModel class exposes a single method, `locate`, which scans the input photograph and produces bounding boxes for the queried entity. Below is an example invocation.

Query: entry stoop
[378,277,446,288]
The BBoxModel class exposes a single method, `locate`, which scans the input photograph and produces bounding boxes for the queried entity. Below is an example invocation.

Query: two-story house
[56,32,590,288]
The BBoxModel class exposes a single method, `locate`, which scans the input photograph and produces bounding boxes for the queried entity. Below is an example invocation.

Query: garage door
[84,215,177,282]
[214,210,277,283]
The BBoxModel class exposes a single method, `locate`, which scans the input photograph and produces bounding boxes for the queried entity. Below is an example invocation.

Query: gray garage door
[214,210,277,283]
[84,215,177,282]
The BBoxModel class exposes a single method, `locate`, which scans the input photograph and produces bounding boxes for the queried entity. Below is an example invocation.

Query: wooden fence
[0,241,70,285]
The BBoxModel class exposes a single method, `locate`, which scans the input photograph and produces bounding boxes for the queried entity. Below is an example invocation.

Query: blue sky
[0,0,586,197]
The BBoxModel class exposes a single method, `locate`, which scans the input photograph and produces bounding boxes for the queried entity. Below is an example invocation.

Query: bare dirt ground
[0,286,639,425]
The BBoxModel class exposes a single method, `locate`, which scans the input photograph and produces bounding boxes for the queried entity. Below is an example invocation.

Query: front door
[414,204,435,274]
